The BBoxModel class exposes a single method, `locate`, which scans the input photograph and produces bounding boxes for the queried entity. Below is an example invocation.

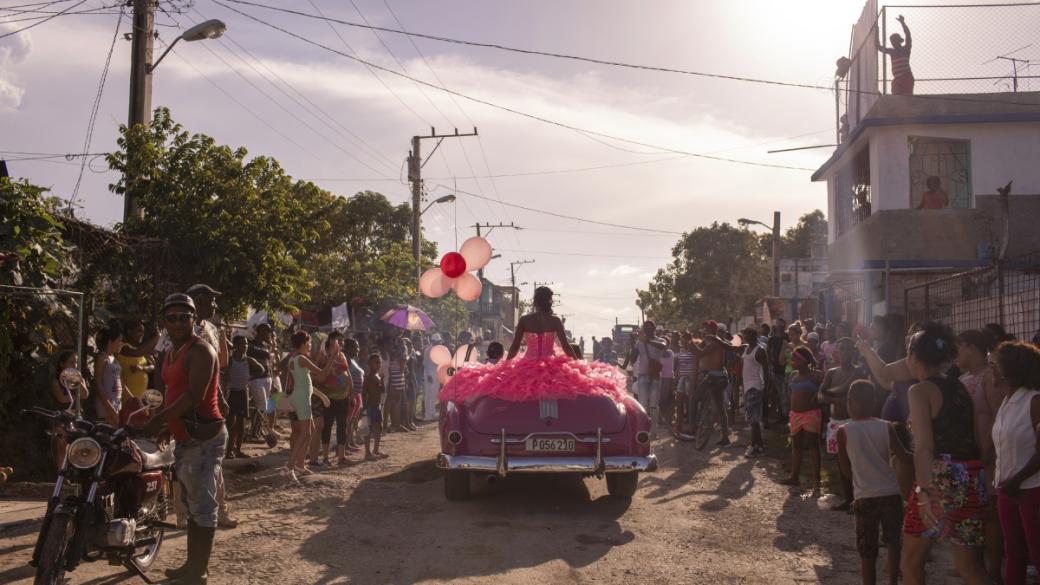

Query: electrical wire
[220,0,1040,112]
[446,184,684,235]
[68,4,123,210]
[495,248,671,260]
[211,0,816,172]
[0,0,85,37]
[189,6,400,175]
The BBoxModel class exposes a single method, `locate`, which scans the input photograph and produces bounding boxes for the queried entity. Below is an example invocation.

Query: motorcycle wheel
[133,525,165,570]
[33,510,72,585]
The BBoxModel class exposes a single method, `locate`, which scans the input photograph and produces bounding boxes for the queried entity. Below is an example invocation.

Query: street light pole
[739,212,782,297]
[124,8,226,222]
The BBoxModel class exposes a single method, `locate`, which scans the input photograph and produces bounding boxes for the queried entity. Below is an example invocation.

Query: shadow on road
[294,460,635,585]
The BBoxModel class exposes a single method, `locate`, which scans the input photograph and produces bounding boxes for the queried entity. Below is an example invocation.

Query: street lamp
[738,212,781,297]
[151,19,227,72]
[125,14,227,222]
[420,194,456,216]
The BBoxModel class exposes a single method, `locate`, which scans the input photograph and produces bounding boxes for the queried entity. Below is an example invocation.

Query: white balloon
[459,236,493,271]
[453,344,479,367]
[419,268,452,298]
[430,345,452,366]
[452,272,482,302]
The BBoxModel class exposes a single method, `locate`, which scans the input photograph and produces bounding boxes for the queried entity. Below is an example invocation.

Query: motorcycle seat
[133,439,176,469]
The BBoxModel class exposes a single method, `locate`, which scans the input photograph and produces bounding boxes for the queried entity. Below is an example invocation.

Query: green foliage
[637,222,770,328]
[758,210,828,259]
[0,178,77,478]
[106,108,337,317]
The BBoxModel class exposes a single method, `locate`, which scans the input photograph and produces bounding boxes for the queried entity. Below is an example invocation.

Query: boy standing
[363,353,387,461]
[837,381,909,585]
[819,338,865,510]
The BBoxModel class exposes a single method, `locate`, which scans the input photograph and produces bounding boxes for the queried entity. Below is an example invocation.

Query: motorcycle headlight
[68,438,102,469]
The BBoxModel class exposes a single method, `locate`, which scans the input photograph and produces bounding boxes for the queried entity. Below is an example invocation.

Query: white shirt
[742,343,765,391]
[993,387,1040,489]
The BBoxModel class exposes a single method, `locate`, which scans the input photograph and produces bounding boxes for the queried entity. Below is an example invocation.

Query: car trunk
[465,395,627,435]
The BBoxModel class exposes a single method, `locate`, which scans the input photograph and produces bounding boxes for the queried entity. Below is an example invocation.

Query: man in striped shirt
[676,332,699,435]
[877,14,914,95]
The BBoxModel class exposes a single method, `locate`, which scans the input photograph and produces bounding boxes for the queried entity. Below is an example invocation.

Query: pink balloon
[437,364,451,384]
[453,344,478,367]
[419,268,452,298]
[430,345,452,366]
[459,236,493,271]
[452,272,482,302]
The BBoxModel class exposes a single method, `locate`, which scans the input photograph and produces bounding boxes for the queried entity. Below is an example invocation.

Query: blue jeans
[636,375,661,424]
[174,427,227,529]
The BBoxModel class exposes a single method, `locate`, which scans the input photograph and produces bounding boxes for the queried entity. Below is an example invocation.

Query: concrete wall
[870,122,1040,211]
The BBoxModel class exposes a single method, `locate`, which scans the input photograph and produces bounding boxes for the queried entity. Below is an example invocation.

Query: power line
[69,5,123,210]
[0,0,85,38]
[496,248,671,260]
[220,0,1040,112]
[211,0,816,172]
[445,184,683,235]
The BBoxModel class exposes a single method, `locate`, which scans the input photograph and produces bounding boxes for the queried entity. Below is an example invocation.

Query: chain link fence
[836,2,1040,141]
[904,250,1040,338]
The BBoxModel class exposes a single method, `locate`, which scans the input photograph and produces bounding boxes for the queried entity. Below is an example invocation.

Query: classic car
[436,392,657,500]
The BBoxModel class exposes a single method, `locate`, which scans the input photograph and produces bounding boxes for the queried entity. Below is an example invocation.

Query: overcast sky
[2,0,1021,341]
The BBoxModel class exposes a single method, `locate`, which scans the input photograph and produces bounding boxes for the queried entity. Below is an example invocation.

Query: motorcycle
[24,368,175,585]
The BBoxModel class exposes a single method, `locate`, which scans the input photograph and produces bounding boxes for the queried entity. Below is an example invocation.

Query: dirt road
[1,424,965,584]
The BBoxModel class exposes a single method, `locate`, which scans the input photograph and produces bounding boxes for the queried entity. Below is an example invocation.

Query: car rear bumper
[436,452,658,475]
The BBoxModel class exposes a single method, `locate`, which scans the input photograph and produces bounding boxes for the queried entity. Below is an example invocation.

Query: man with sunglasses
[186,283,241,529]
[143,294,225,584]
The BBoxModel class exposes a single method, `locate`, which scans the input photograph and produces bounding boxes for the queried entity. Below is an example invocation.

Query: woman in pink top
[917,176,949,210]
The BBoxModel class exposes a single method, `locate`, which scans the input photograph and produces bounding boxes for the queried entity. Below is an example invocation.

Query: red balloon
[440,252,467,278]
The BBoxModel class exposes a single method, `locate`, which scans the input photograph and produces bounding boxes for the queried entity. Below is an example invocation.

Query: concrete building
[812,92,1040,324]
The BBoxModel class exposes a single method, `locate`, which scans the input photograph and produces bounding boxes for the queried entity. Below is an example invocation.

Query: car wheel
[606,473,639,499]
[444,470,471,501]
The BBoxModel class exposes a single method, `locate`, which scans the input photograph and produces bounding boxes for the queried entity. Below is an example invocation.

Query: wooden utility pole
[125,0,155,222]
[408,127,478,282]
[509,259,534,328]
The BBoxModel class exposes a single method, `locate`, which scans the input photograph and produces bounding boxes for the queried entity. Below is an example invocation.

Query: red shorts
[903,456,987,547]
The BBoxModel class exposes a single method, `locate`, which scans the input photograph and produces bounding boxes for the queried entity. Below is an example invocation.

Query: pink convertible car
[437,393,657,500]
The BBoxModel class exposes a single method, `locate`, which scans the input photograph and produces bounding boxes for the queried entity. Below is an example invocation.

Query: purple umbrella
[380,305,436,331]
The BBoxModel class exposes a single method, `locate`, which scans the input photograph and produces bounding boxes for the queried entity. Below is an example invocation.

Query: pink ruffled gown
[438,332,629,403]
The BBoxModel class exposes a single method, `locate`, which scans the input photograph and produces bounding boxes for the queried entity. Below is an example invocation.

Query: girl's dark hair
[534,286,554,313]
[343,338,359,351]
[793,346,816,366]
[486,341,504,359]
[96,326,122,349]
[906,322,957,367]
[995,341,1040,389]
[291,331,310,349]
[985,323,1015,343]
[957,329,996,354]
[55,350,77,378]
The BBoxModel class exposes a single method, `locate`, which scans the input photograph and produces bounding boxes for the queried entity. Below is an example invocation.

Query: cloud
[0,25,32,110]
[586,268,601,276]
[609,265,640,276]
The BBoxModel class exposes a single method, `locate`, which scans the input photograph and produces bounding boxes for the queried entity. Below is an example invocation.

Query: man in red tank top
[142,293,224,584]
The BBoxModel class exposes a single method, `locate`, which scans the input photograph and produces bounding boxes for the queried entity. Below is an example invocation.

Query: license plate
[525,437,576,452]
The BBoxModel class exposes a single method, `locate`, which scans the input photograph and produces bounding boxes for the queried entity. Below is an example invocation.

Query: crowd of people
[40,280,1040,585]
[612,313,1040,585]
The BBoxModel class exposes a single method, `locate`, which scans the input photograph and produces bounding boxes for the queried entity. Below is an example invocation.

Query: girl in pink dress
[439,287,628,404]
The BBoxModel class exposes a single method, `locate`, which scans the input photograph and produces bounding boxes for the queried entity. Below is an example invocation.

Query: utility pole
[771,211,781,298]
[408,127,478,283]
[472,222,522,281]
[509,259,534,328]
[125,0,156,222]
[996,55,1031,92]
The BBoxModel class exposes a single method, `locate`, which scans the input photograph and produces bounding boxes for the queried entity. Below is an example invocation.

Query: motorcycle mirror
[140,389,164,410]
[60,368,83,391]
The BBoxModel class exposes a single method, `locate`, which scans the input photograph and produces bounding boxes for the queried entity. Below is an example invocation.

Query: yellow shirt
[116,352,149,398]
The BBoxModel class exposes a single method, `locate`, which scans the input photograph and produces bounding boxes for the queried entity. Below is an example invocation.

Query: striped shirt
[677,350,697,378]
[388,361,407,393]
[892,54,912,77]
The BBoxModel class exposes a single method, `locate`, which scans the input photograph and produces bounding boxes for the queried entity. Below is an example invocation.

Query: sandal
[365,454,378,462]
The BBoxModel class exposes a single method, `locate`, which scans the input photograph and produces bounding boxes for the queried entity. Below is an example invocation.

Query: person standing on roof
[877,15,914,95]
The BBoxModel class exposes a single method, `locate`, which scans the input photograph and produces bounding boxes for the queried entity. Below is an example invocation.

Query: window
[835,147,871,237]
[908,137,972,209]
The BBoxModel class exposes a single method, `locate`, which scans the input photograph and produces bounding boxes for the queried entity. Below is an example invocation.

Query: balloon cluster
[428,343,479,383]
[419,237,493,302]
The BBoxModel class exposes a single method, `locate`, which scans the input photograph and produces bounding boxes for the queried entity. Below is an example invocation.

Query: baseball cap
[186,284,222,297]
[162,293,196,313]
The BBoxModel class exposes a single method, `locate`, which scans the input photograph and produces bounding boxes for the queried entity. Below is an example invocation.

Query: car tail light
[636,431,650,444]
[447,431,463,445]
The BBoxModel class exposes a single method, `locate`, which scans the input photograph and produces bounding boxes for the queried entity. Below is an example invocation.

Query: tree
[637,222,770,328]
[0,178,78,478]
[758,210,828,259]
[106,108,338,317]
